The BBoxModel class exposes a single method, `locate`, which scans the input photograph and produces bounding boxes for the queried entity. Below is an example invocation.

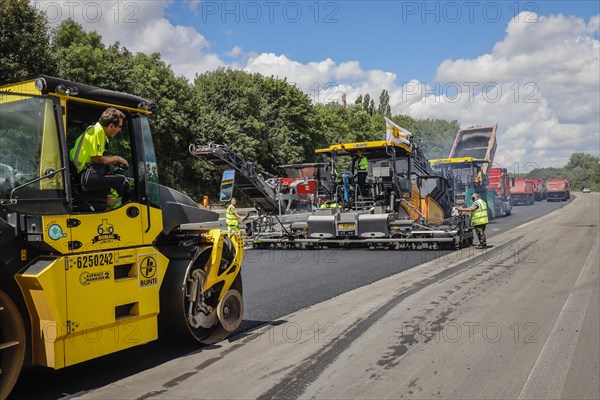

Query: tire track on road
[257,234,528,400]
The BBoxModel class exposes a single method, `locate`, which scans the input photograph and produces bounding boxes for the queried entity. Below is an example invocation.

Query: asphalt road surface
[11,195,594,399]
[241,198,571,324]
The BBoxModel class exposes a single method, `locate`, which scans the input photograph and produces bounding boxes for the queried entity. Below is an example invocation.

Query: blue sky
[36,0,600,167]
[166,0,600,82]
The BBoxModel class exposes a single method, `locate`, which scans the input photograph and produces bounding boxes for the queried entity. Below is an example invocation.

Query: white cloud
[32,0,225,78]
[588,14,600,34]
[409,12,600,168]
[185,0,203,13]
[35,1,599,167]
[238,12,599,167]
[226,46,243,58]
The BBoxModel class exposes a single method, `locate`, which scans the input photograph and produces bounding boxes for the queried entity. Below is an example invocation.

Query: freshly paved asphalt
[241,198,572,324]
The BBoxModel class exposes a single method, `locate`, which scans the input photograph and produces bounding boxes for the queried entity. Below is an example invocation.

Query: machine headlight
[34,77,47,92]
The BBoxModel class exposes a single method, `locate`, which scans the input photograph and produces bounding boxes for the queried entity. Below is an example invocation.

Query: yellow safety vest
[69,122,108,173]
[358,156,368,171]
[471,198,489,226]
[226,204,239,231]
[475,170,483,184]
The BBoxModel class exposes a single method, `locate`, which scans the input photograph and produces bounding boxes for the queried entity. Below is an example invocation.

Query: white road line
[518,235,599,399]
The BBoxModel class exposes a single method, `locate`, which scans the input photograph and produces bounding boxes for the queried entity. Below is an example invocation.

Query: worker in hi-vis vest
[456,192,488,249]
[69,107,129,209]
[475,168,484,185]
[355,149,368,196]
[226,197,242,232]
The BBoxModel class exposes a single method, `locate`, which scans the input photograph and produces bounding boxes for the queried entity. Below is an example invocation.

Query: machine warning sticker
[80,271,110,286]
[139,254,158,288]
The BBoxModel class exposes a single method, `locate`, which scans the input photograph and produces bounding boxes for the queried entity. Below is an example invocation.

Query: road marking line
[518,235,599,399]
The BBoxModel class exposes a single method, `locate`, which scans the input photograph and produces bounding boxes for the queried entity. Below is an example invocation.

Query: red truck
[547,179,571,201]
[511,178,535,205]
[530,179,547,201]
[488,167,513,216]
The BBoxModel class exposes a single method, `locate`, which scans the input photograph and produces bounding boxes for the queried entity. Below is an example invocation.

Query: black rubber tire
[0,290,26,400]
[159,242,244,345]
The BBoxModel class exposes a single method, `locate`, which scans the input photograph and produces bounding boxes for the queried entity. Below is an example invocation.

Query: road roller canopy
[0,76,157,113]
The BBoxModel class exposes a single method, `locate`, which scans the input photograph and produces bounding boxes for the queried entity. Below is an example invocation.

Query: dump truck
[252,140,472,250]
[0,77,244,399]
[432,124,511,218]
[510,179,535,205]
[547,179,571,201]
[429,157,511,218]
[487,167,513,216]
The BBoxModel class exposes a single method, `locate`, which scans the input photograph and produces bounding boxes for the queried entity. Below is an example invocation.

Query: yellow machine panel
[421,197,445,224]
[429,157,491,165]
[14,247,169,368]
[38,215,72,253]
[400,185,423,221]
[14,258,67,368]
[68,207,144,253]
[40,204,163,255]
[203,230,244,301]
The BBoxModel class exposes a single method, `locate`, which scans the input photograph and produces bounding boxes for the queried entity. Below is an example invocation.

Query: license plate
[338,223,355,230]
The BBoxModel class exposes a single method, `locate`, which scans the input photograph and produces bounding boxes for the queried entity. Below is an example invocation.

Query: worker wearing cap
[456,192,488,248]
[226,197,242,232]
[355,149,368,196]
[70,107,130,209]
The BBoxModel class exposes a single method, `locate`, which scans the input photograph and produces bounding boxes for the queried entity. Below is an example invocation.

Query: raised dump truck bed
[449,125,497,176]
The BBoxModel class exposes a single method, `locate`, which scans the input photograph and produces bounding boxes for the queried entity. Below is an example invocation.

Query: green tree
[0,0,55,85]
[526,153,599,191]
[50,21,134,88]
[314,102,351,145]
[368,98,375,115]
[362,93,370,111]
[524,167,564,180]
[52,18,102,49]
[50,21,197,195]
[378,89,391,117]
[189,69,320,197]
[564,153,600,191]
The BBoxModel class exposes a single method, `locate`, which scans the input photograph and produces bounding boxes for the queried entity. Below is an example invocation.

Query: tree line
[1,0,596,199]
[523,153,600,191]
